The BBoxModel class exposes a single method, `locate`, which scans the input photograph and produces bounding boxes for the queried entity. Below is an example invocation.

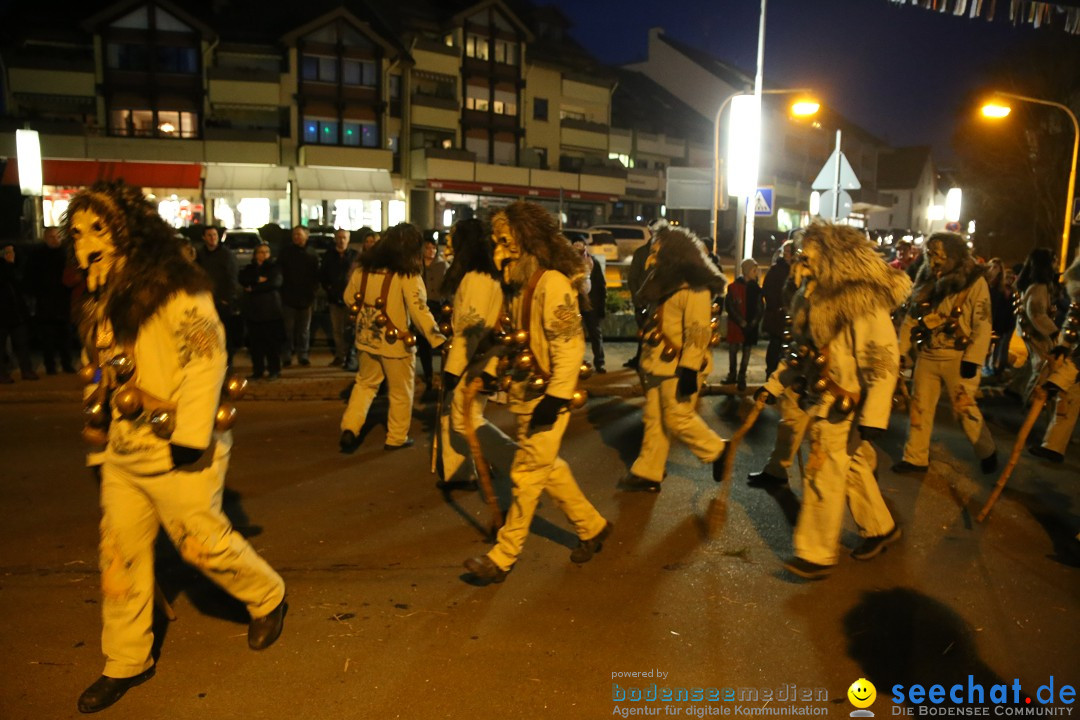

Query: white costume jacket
[344,269,445,358]
[640,287,714,377]
[444,272,504,378]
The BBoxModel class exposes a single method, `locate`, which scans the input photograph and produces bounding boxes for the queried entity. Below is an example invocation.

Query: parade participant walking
[339,223,446,452]
[758,223,908,579]
[279,226,319,367]
[894,232,996,475]
[240,243,284,380]
[195,226,242,368]
[463,201,611,584]
[622,225,728,493]
[319,229,359,368]
[761,241,794,378]
[1014,248,1059,398]
[67,182,285,714]
[438,218,504,486]
[725,258,764,390]
[1030,256,1080,463]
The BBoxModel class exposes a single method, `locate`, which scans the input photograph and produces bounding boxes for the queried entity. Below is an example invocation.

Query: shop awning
[294,167,394,200]
[1,158,202,188]
[204,164,289,200]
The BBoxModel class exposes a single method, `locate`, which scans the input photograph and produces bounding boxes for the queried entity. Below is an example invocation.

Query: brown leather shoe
[77,666,155,713]
[570,521,613,563]
[463,555,509,584]
[248,599,287,650]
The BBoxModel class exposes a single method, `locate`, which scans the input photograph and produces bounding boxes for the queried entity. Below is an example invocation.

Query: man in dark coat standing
[319,229,359,369]
[25,227,74,374]
[279,226,320,367]
[761,240,794,377]
[195,226,242,367]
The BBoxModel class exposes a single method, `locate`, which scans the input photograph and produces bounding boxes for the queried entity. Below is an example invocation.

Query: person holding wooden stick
[757,223,910,580]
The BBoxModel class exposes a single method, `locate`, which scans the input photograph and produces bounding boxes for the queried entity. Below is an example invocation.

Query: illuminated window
[465,34,489,60]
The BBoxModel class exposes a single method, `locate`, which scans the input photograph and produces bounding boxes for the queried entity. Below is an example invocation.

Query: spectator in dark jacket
[320,229,359,368]
[623,237,654,369]
[24,227,74,374]
[724,258,764,390]
[761,240,794,377]
[278,226,320,366]
[415,237,449,394]
[573,239,607,372]
[240,243,284,380]
[0,243,38,382]
[984,257,1015,379]
[196,226,242,367]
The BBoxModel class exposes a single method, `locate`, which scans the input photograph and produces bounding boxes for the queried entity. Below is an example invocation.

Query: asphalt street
[0,343,1077,719]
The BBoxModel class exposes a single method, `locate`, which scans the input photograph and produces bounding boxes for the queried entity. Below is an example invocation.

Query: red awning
[1,158,202,189]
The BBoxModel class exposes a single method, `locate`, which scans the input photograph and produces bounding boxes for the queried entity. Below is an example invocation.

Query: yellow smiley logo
[848,678,877,709]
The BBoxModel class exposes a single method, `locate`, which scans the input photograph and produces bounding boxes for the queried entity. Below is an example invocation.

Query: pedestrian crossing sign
[754,187,774,217]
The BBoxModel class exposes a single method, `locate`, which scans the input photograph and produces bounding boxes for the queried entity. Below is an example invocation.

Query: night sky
[545,0,1060,162]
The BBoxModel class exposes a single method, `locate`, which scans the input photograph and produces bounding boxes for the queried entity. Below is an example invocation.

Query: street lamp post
[982,92,1079,273]
[710,88,817,256]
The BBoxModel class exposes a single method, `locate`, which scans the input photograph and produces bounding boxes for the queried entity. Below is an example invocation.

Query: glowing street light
[981,92,1078,273]
[710,89,820,253]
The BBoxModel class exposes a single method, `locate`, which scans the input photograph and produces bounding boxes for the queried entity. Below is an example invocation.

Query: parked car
[588,224,652,262]
[222,229,262,266]
[564,228,618,261]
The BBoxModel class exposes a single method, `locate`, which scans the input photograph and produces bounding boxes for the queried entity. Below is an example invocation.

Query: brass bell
[385,328,399,343]
[1071,301,1080,312]
[498,313,513,328]
[813,352,828,369]
[515,352,534,372]
[795,344,809,359]
[497,356,511,373]
[349,303,361,315]
[786,353,803,370]
[149,410,175,439]
[499,374,513,391]
[636,328,645,340]
[709,332,721,347]
[833,395,855,415]
[569,388,588,409]
[77,364,99,385]
[84,398,110,428]
[646,331,663,347]
[782,330,793,342]
[791,376,808,394]
[712,302,721,315]
[110,354,136,382]
[215,403,238,432]
[528,375,548,392]
[579,361,594,380]
[709,317,720,331]
[442,303,454,319]
[1063,328,1079,344]
[113,385,143,419]
[660,345,678,362]
[82,425,108,446]
[375,313,389,327]
[943,320,957,336]
[812,376,829,394]
[957,336,972,349]
[402,332,417,349]
[497,332,514,346]
[439,322,453,336]
[374,297,385,309]
[224,375,248,401]
[782,314,792,326]
[513,329,529,346]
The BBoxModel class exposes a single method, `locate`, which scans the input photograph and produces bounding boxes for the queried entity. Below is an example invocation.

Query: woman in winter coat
[724,258,764,390]
[239,243,284,380]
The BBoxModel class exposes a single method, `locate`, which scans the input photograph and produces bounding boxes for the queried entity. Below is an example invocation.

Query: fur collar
[908,255,984,315]
[806,268,911,347]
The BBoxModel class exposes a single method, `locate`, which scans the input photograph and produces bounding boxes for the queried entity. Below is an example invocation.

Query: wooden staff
[462,377,503,533]
[708,397,766,536]
[430,378,443,475]
[976,386,1047,523]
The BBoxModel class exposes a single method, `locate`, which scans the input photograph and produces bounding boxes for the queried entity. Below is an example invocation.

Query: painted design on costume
[685,319,710,349]
[170,520,239,576]
[952,385,976,416]
[177,307,222,367]
[356,305,382,347]
[457,306,488,346]
[859,340,898,383]
[975,297,990,324]
[100,530,135,600]
[545,292,582,342]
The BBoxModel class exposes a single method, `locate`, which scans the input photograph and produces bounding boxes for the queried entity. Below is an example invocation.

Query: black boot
[78,666,156,714]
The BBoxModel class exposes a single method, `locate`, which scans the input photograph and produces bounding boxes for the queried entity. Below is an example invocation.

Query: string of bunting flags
[885,0,1080,33]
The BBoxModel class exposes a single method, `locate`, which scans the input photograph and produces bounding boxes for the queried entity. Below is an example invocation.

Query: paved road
[0,346,1077,719]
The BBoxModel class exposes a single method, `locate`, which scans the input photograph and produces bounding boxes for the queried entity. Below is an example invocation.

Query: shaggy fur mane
[63,181,211,346]
[441,218,498,297]
[360,222,423,276]
[498,201,584,294]
[637,226,726,304]
[801,222,912,346]
[909,233,984,315]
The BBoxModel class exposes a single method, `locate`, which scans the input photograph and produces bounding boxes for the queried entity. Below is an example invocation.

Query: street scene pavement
[1,343,1077,719]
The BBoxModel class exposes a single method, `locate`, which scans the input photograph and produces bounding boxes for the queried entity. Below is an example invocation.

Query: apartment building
[0,0,629,236]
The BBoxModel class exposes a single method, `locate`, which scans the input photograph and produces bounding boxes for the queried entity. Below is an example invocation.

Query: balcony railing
[560,117,609,134]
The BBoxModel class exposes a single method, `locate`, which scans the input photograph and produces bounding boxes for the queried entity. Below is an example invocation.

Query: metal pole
[741,0,767,265]
[995,92,1078,272]
[832,130,842,221]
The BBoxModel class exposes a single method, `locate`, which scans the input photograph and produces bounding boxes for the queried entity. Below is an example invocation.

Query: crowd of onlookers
[0,222,1074,415]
